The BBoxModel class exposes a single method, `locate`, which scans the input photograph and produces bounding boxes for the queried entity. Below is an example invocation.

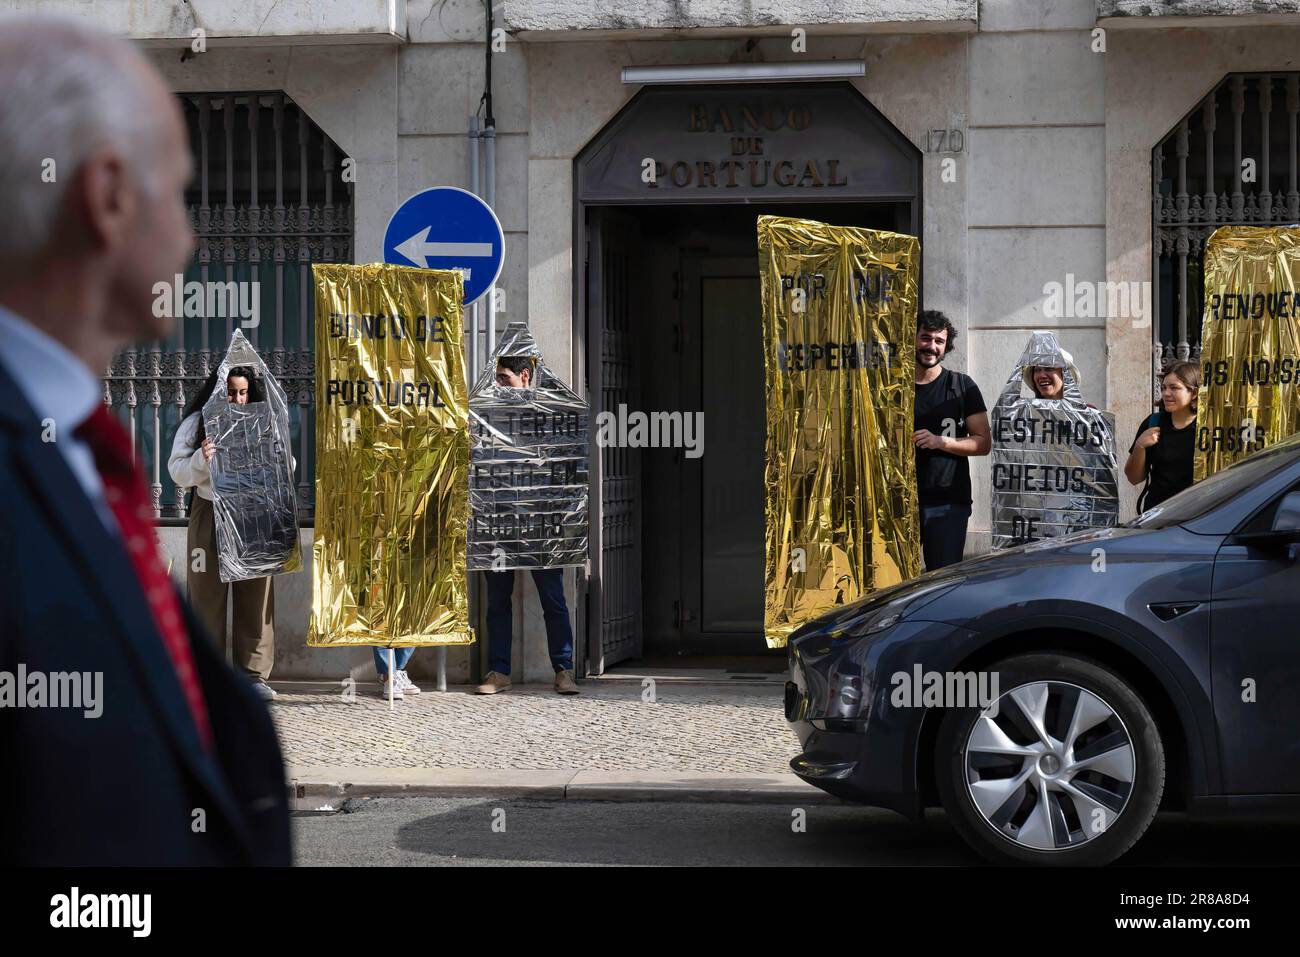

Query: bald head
[0,14,193,369]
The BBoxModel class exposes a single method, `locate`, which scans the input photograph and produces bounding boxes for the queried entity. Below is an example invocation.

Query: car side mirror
[1272,491,1300,534]
[1232,492,1300,556]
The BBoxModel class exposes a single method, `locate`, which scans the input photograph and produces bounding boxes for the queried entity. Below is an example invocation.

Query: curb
[288,768,845,810]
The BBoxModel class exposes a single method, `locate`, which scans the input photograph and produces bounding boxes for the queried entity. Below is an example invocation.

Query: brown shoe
[554,670,579,695]
[475,671,512,695]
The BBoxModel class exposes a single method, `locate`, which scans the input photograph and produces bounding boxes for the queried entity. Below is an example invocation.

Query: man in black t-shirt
[913,310,991,569]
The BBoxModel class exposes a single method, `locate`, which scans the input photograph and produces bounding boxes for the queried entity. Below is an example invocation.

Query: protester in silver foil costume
[990,331,1119,549]
[169,332,298,700]
[468,322,589,697]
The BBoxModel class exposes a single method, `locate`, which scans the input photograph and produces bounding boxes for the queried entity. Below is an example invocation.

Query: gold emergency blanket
[308,263,472,647]
[758,215,922,649]
[1196,226,1300,480]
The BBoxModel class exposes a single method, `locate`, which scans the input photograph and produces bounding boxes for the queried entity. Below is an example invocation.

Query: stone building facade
[20,0,1300,679]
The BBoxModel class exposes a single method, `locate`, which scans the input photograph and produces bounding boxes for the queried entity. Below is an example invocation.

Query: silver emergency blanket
[468,321,589,569]
[202,329,302,582]
[990,331,1118,549]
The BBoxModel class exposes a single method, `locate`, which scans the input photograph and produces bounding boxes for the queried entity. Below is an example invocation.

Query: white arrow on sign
[393,226,494,268]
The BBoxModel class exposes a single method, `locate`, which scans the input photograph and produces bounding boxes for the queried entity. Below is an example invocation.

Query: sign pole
[388,648,395,711]
[381,186,506,696]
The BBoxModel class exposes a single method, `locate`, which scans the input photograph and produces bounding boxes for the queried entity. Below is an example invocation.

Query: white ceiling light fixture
[621,60,866,85]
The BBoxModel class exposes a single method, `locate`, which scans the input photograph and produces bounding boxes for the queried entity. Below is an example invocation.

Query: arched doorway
[574,83,921,672]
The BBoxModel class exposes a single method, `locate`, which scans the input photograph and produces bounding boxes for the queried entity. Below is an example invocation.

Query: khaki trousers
[186,494,276,681]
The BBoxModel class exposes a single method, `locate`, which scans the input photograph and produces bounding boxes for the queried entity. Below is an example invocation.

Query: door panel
[701,276,765,632]
[1211,540,1300,793]
[681,258,766,651]
[586,209,643,673]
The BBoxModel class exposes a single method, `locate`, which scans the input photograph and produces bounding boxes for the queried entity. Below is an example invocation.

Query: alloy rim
[963,680,1135,852]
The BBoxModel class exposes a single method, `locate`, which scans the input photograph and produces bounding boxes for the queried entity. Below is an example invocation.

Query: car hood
[789,523,1163,643]
[944,524,1150,576]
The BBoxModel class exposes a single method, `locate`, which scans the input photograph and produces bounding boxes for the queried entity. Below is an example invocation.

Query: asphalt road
[292,797,1300,866]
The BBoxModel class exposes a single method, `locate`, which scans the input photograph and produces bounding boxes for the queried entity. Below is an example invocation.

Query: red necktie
[76,405,214,752]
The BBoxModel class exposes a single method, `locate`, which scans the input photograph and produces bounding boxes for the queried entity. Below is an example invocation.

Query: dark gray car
[786,433,1300,864]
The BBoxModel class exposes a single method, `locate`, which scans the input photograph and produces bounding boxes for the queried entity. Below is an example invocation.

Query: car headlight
[829,578,964,638]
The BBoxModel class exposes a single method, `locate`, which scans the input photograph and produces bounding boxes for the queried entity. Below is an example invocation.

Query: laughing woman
[168,365,281,701]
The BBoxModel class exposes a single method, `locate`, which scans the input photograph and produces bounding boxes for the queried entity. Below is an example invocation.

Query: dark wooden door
[679,257,767,652]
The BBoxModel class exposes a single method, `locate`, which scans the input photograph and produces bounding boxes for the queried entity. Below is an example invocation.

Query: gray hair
[0,14,165,261]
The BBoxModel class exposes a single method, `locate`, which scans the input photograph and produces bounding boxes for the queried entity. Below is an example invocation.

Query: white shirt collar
[0,303,103,430]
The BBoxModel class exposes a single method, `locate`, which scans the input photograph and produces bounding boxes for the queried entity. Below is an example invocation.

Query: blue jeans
[485,569,573,675]
[373,647,415,676]
[920,502,971,571]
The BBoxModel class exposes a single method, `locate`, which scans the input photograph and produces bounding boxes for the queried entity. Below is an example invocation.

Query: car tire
[934,653,1164,866]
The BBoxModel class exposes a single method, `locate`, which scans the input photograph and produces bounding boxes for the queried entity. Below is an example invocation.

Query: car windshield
[1128,433,1300,529]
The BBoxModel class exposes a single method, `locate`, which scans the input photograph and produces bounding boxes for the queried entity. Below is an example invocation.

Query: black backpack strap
[944,369,965,425]
[1135,412,1162,512]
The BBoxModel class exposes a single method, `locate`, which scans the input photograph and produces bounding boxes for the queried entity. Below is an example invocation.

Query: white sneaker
[378,676,404,700]
[254,680,278,701]
[396,670,421,695]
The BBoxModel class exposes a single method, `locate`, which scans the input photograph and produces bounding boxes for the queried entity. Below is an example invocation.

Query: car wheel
[934,653,1164,866]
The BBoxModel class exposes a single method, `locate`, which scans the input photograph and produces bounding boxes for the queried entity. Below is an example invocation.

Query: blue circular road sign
[383,186,505,306]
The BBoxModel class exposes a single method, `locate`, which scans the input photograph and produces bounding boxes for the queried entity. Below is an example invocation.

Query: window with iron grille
[103,91,353,523]
[1153,73,1300,400]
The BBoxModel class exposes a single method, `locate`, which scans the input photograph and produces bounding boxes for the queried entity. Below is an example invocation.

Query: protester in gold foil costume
[169,362,294,701]
[1125,360,1199,513]
[1194,225,1300,481]
[308,264,472,696]
[758,215,922,648]
[913,310,991,569]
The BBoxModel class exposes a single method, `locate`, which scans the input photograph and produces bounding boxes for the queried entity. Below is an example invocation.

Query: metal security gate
[103,91,353,522]
[1153,73,1300,399]
[584,209,643,672]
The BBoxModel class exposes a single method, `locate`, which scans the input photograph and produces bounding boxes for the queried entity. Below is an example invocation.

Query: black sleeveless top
[1130,410,1195,510]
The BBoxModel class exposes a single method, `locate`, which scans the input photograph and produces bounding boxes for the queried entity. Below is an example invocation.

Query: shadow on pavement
[388,800,975,866]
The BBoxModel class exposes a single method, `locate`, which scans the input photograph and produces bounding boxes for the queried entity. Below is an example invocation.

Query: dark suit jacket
[0,361,291,865]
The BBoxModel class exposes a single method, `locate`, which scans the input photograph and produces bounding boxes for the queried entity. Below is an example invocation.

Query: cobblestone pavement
[271,680,797,774]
